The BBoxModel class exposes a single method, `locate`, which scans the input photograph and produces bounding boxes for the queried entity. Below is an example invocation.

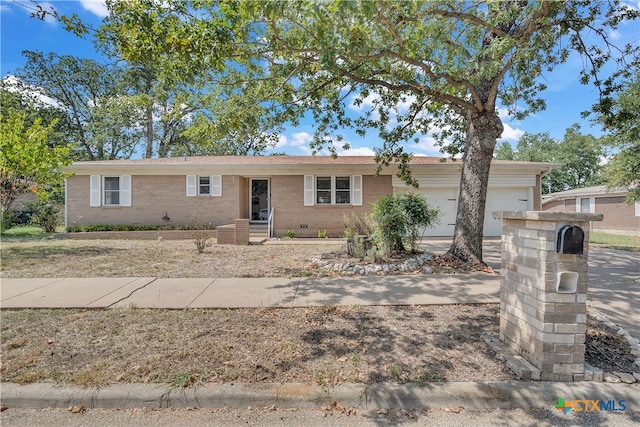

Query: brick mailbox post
[493,211,603,381]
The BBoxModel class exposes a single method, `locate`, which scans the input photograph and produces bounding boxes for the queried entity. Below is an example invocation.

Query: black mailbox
[556,225,584,254]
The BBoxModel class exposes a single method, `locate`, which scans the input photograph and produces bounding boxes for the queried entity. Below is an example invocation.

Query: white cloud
[275,135,288,148]
[2,75,61,108]
[80,0,109,18]
[290,132,313,147]
[608,29,622,41]
[500,122,525,141]
[338,146,376,156]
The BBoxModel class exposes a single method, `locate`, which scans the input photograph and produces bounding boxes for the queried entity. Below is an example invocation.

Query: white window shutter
[120,175,131,206]
[90,175,101,207]
[211,175,222,197]
[186,175,197,197]
[304,175,314,206]
[352,175,363,206]
[590,197,596,213]
[575,198,580,212]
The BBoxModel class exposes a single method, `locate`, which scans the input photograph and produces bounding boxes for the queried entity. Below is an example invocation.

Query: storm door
[250,179,270,222]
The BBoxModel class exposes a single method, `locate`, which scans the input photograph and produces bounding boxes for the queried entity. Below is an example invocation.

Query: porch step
[249,222,269,245]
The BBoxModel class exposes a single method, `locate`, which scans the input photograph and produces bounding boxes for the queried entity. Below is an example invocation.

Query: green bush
[370,192,440,254]
[317,229,328,238]
[285,229,297,238]
[1,209,17,234]
[25,201,62,233]
[66,224,201,232]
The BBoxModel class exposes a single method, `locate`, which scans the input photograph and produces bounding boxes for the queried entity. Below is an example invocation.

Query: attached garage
[393,160,546,237]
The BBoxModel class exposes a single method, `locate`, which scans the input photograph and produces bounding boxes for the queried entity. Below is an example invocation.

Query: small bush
[285,229,297,238]
[1,209,17,234]
[317,229,328,238]
[25,201,61,233]
[193,228,213,254]
[370,193,440,254]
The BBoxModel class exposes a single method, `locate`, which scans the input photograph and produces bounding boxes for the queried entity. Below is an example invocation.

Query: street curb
[1,381,638,410]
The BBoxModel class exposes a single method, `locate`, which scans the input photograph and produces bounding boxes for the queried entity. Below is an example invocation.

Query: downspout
[64,177,68,231]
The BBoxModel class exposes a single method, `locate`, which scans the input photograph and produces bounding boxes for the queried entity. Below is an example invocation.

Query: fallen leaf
[47,340,54,345]
[67,405,85,414]
[222,361,235,367]
[445,406,465,413]
[1,405,8,412]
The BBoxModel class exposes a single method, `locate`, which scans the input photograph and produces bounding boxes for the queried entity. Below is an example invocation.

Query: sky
[1,0,639,158]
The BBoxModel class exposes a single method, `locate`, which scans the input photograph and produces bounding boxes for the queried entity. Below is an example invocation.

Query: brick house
[542,185,639,235]
[64,156,554,237]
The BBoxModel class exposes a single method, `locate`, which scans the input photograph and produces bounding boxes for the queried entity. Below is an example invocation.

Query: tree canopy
[0,110,70,212]
[495,125,605,193]
[594,77,640,202]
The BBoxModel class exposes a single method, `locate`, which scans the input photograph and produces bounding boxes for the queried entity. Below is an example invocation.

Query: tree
[0,111,70,212]
[495,126,604,193]
[49,1,639,265]
[14,51,147,160]
[594,77,640,202]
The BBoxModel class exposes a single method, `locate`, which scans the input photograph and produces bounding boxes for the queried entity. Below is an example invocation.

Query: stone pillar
[234,219,250,245]
[493,211,603,382]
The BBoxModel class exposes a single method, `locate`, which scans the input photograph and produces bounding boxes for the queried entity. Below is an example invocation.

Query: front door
[250,179,270,221]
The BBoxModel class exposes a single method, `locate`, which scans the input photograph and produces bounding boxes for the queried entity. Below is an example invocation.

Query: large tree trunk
[447,110,503,266]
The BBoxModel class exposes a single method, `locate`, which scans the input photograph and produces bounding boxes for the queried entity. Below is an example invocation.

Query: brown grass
[0,239,343,278]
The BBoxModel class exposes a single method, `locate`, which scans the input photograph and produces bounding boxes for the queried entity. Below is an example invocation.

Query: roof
[542,185,629,204]
[66,155,557,176]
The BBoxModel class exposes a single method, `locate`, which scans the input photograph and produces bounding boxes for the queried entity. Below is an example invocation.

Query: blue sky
[2,0,639,158]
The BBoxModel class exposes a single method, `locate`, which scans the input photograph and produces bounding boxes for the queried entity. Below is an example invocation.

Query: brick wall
[270,175,393,238]
[66,175,241,228]
[542,195,638,233]
[593,196,639,233]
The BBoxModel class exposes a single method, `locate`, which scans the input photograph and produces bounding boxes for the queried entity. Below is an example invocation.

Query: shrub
[317,229,328,238]
[285,229,297,238]
[343,212,375,238]
[193,226,214,254]
[25,201,62,233]
[1,209,17,234]
[370,193,440,254]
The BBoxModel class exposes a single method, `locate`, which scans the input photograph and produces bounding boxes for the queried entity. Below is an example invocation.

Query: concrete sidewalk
[0,274,501,309]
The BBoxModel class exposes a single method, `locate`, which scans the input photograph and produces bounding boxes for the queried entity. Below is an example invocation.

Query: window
[316,177,332,204]
[335,177,350,204]
[90,175,131,207]
[104,177,120,205]
[309,176,357,206]
[199,176,211,195]
[580,198,590,213]
[186,175,222,197]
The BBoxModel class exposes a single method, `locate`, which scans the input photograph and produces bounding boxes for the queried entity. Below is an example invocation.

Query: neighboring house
[542,185,640,235]
[64,156,554,237]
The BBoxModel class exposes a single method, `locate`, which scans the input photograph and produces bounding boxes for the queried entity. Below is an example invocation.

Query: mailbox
[556,225,584,254]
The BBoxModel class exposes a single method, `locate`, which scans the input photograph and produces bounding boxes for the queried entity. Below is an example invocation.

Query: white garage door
[419,188,458,237]
[417,187,531,237]
[484,187,530,236]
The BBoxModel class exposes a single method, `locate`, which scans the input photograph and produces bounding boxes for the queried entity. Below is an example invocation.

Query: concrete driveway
[424,238,639,338]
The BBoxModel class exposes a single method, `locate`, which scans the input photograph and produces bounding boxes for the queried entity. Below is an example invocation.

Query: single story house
[542,185,640,235]
[64,156,555,238]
